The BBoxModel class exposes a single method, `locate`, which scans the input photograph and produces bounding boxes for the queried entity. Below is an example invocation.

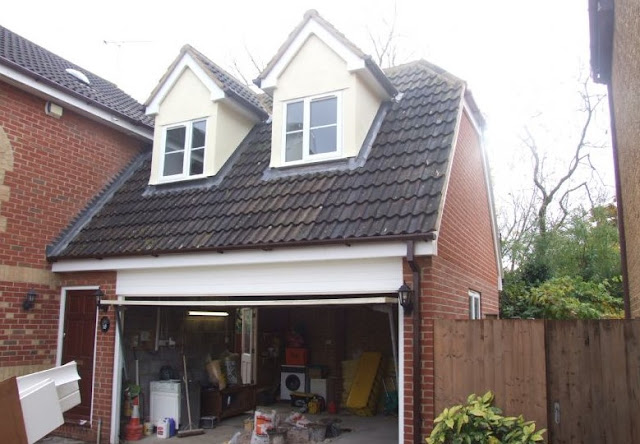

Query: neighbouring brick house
[0,24,153,440]
[2,10,500,444]
[589,0,640,319]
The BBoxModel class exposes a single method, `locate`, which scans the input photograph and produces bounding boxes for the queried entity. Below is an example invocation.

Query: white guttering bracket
[145,53,225,116]
[0,65,152,141]
[260,18,365,91]
[51,241,437,273]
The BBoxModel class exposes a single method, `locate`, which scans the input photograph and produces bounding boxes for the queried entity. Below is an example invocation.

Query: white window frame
[281,91,343,165]
[469,290,482,320]
[159,118,207,182]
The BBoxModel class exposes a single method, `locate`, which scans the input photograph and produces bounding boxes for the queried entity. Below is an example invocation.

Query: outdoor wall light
[398,282,413,314]
[23,289,37,311]
[95,288,109,312]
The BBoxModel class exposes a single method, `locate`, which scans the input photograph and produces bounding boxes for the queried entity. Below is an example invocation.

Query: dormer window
[284,92,342,164]
[161,119,206,180]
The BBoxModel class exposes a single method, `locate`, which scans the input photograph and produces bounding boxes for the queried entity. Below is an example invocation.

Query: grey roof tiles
[0,25,153,128]
[49,60,465,259]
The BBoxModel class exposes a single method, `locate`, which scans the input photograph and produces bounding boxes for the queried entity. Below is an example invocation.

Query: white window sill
[155,174,208,185]
[275,155,348,170]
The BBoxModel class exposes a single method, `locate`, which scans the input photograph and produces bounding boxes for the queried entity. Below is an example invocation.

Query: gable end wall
[402,111,500,443]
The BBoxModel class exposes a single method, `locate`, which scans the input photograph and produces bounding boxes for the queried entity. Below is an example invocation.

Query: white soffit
[116,257,403,297]
[260,19,366,91]
[51,241,436,273]
[145,52,225,116]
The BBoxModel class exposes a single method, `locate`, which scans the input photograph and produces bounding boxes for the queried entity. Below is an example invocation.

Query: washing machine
[280,365,308,400]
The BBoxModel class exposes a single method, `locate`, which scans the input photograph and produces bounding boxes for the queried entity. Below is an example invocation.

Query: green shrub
[427,392,546,444]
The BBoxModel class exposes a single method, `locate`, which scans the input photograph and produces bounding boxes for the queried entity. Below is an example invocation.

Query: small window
[469,290,481,320]
[161,119,206,180]
[283,92,341,164]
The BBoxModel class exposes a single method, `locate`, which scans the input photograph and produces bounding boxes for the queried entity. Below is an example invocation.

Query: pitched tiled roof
[48,60,465,259]
[145,45,267,119]
[0,25,153,127]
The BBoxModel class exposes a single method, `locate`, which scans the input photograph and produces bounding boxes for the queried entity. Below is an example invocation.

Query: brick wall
[611,0,640,318]
[53,271,118,443]
[403,111,500,443]
[0,81,145,375]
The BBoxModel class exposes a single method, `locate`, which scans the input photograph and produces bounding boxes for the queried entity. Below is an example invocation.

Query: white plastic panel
[117,257,402,297]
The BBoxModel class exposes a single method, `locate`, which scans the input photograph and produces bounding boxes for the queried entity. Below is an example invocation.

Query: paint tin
[143,421,153,436]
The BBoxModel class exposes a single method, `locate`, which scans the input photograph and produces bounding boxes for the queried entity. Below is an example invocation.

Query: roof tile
[50,60,466,259]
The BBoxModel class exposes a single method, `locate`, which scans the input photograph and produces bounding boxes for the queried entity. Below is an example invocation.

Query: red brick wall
[0,81,144,369]
[403,111,500,443]
[430,112,500,319]
[53,271,118,443]
[0,82,145,269]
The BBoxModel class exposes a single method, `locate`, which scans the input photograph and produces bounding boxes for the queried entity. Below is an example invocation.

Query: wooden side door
[61,290,97,421]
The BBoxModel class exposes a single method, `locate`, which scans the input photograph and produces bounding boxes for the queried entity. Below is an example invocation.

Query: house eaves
[0,25,153,139]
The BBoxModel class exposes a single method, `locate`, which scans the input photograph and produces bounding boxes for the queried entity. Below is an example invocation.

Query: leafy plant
[427,391,546,444]
[500,274,624,320]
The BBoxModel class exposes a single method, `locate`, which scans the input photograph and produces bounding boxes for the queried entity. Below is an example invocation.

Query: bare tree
[368,3,400,68]
[499,76,608,271]
[500,189,538,272]
[229,45,266,87]
[521,78,605,237]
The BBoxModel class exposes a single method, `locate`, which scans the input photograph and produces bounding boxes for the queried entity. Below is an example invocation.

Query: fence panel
[546,320,640,444]
[433,319,548,432]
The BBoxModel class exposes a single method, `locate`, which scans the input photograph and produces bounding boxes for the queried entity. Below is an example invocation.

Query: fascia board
[145,53,226,116]
[51,241,437,273]
[462,101,503,289]
[260,19,366,91]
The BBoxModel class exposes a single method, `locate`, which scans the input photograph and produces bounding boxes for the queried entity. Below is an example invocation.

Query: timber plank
[0,377,28,444]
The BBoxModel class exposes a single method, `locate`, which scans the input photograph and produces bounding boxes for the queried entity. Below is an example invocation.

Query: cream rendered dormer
[255,10,397,168]
[145,45,267,184]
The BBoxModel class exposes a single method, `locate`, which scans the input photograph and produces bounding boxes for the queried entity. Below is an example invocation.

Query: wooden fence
[433,319,640,444]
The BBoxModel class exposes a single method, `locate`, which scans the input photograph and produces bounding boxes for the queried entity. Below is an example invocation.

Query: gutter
[48,232,437,262]
[406,240,422,444]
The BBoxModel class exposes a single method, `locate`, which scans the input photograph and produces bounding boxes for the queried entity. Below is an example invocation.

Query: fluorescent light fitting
[188,311,229,317]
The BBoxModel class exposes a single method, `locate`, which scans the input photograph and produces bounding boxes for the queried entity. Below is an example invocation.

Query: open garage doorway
[115,297,400,442]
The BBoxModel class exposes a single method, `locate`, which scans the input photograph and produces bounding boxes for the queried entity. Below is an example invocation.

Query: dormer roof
[254,9,397,99]
[145,44,268,120]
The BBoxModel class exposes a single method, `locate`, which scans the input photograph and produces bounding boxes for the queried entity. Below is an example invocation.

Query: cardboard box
[285,348,308,365]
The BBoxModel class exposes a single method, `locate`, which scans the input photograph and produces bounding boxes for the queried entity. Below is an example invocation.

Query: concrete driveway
[40,409,398,443]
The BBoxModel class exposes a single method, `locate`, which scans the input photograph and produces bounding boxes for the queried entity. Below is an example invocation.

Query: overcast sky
[2,0,613,211]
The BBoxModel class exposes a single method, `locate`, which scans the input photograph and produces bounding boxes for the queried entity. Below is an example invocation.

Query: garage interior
[117,297,399,441]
